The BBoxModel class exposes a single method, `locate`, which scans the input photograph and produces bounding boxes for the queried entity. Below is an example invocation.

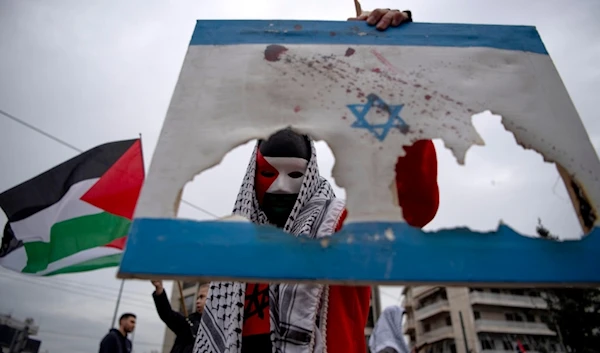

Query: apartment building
[162,284,381,353]
[402,286,565,353]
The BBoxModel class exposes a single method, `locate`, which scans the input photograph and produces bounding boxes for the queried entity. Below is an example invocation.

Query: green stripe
[22,212,130,273]
[44,253,122,276]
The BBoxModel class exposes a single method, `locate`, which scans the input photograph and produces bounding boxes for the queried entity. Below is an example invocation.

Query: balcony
[474,319,556,336]
[415,300,450,321]
[419,326,454,345]
[470,291,547,309]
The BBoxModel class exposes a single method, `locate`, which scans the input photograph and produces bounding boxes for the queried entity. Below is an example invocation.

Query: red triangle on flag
[104,236,128,250]
[81,139,145,220]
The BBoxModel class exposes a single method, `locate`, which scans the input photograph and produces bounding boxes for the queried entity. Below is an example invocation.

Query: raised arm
[151,281,189,336]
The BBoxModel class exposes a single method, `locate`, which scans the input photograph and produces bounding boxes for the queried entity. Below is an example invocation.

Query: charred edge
[569,179,597,231]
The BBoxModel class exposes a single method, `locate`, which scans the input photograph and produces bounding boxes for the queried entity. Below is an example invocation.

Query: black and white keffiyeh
[194,139,345,353]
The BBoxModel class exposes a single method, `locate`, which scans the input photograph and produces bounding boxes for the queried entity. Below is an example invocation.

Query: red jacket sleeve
[327,209,371,353]
[325,142,439,352]
[395,139,439,228]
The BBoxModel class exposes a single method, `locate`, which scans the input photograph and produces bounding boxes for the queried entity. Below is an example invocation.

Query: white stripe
[10,178,102,244]
[0,247,28,272]
[35,246,122,275]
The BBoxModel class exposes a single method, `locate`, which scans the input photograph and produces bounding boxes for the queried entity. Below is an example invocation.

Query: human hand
[151,280,164,295]
[348,8,412,31]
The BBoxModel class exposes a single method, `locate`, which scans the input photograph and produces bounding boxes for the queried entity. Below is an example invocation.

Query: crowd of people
[99,7,438,353]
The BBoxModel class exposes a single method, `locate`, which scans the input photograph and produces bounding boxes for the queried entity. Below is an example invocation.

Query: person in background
[152,280,208,353]
[369,306,410,353]
[99,312,136,353]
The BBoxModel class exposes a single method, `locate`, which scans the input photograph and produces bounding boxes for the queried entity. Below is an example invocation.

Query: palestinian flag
[0,139,144,276]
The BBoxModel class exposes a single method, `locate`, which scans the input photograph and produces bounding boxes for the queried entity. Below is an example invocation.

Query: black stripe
[0,139,137,222]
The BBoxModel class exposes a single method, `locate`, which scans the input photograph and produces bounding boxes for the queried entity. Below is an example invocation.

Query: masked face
[255,129,310,227]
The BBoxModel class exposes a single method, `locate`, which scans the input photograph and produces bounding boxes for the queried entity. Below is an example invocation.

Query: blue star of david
[347,94,408,141]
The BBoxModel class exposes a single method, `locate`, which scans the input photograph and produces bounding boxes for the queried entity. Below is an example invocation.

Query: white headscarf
[369,306,410,353]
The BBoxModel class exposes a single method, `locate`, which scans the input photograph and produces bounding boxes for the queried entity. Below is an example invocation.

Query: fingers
[367,8,387,26]
[362,8,411,31]
[347,14,369,21]
[391,11,407,27]
[376,10,396,30]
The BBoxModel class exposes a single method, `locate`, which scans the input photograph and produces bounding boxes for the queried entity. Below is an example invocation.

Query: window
[446,316,452,326]
[505,313,514,321]
[491,289,500,293]
[514,314,523,322]
[503,341,512,350]
[441,291,448,299]
[526,314,535,322]
[513,289,524,295]
[481,339,494,350]
[474,311,481,320]
[424,323,431,332]
[450,344,456,353]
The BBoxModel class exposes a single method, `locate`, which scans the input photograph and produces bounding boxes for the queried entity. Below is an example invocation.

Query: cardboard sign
[118,20,600,285]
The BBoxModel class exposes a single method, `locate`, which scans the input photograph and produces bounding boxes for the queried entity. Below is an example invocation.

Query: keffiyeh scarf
[194,139,345,353]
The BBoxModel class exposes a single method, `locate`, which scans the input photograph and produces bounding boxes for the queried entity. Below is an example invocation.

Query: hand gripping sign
[118,20,600,286]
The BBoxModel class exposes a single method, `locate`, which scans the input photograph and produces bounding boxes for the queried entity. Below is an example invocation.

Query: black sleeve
[152,290,189,336]
[99,333,118,353]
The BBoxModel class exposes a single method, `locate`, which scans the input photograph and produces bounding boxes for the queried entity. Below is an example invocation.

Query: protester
[194,8,438,353]
[99,313,136,353]
[152,281,208,353]
[369,306,410,353]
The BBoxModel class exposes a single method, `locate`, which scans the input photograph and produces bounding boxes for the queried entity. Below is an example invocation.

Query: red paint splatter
[414,84,421,88]
[264,45,288,62]
[345,48,356,57]
[357,92,365,98]
[371,68,382,73]
[294,106,301,113]
[346,89,352,93]
[294,24,302,30]
[446,111,451,115]
[425,94,432,100]
[342,116,347,120]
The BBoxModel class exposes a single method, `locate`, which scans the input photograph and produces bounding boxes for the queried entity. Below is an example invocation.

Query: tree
[536,219,600,353]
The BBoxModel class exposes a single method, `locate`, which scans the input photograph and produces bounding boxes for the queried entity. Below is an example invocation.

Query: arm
[326,210,372,353]
[395,139,439,228]
[152,289,190,336]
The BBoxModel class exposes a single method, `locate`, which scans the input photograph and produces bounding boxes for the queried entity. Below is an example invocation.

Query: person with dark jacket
[99,313,136,353]
[152,280,208,353]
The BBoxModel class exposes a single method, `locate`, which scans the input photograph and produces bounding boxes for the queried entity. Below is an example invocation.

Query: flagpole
[177,281,189,317]
[109,133,143,329]
[111,279,125,328]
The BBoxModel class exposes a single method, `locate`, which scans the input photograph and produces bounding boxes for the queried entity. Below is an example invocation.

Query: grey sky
[0,0,598,352]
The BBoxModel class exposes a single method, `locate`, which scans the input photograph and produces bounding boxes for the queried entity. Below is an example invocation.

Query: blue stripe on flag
[119,218,600,284]
[189,20,548,55]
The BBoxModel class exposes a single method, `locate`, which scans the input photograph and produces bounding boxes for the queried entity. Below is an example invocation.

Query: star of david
[244,284,269,320]
[347,94,408,141]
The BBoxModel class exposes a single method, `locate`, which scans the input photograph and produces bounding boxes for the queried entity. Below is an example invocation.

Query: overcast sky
[0,0,599,352]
